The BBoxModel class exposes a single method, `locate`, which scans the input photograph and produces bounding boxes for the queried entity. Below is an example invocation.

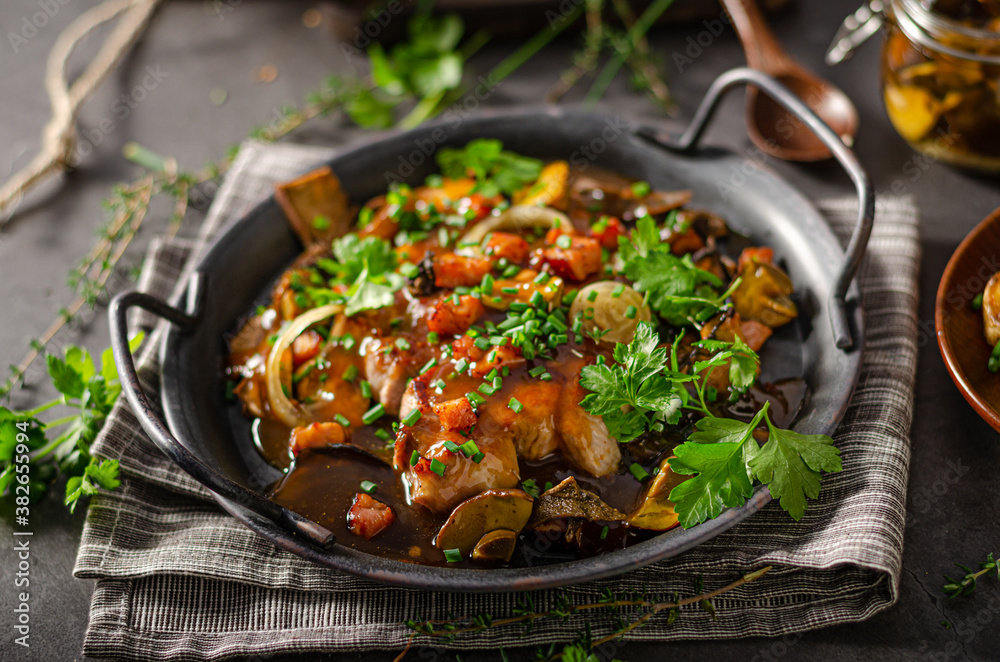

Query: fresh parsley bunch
[436,139,543,196]
[580,320,841,527]
[0,335,142,512]
[313,234,405,316]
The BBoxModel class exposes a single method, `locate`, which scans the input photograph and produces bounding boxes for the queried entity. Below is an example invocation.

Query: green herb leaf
[748,417,841,520]
[436,139,542,196]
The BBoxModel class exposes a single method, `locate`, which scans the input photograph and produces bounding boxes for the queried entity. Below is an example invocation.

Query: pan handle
[636,66,874,351]
[108,272,336,550]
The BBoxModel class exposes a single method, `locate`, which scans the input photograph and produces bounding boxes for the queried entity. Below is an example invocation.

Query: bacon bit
[668,227,705,256]
[590,216,626,249]
[427,295,485,336]
[700,312,772,353]
[358,204,398,240]
[540,236,602,282]
[456,193,497,223]
[544,224,576,245]
[738,246,774,272]
[289,422,347,456]
[433,398,478,431]
[739,318,773,352]
[346,492,395,540]
[434,253,493,288]
[483,232,530,264]
[291,330,323,367]
[451,336,525,377]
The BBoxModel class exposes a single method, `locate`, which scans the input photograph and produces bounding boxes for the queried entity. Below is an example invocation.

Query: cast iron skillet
[109,68,873,591]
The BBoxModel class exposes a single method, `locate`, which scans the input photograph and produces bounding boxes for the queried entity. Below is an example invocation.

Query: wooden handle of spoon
[719,0,790,73]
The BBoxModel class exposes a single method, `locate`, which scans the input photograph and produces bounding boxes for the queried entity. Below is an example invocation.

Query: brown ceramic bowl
[936,206,1000,432]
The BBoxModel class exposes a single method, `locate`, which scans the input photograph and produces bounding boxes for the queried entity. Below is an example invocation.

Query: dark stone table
[0,0,997,660]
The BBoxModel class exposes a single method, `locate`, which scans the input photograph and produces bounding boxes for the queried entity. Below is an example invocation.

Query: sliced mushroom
[983,272,1000,346]
[732,262,798,328]
[569,281,651,344]
[628,458,688,531]
[434,489,534,556]
[529,476,626,525]
[472,528,518,562]
[528,477,627,552]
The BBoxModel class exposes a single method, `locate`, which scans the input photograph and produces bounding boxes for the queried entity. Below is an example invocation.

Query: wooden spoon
[719,0,859,161]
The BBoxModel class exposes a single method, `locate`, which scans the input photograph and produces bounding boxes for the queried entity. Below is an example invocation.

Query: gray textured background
[0,0,998,660]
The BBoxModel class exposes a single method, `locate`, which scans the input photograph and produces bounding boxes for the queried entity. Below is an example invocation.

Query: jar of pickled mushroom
[830,0,1000,171]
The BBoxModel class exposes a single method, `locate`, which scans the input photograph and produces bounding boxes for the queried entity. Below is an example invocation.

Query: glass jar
[831,0,1000,172]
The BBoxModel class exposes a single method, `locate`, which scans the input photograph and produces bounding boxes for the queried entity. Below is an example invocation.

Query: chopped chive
[460,440,480,457]
[360,480,378,494]
[510,302,529,312]
[360,380,373,398]
[443,439,461,453]
[533,272,550,285]
[555,234,572,249]
[501,286,519,295]
[455,358,469,373]
[539,372,553,381]
[508,397,523,413]
[489,335,507,346]
[342,364,359,382]
[529,366,547,377]
[600,525,609,540]
[972,293,984,310]
[419,357,438,375]
[502,366,510,377]
[429,458,447,477]
[466,391,486,407]
[611,284,625,298]
[471,451,485,463]
[529,291,545,308]
[479,383,498,396]
[503,265,520,278]
[409,450,420,466]
[631,180,651,197]
[443,548,462,563]
[401,409,422,427]
[629,463,650,481]
[481,273,495,294]
[395,338,411,351]
[562,290,578,306]
[625,305,637,319]
[362,403,386,425]
[342,334,356,351]
[427,331,440,344]
[334,413,351,427]
[550,334,568,346]
[474,337,490,350]
[492,376,503,388]
[399,262,419,278]
[375,428,391,441]
[434,378,447,391]
[587,290,598,302]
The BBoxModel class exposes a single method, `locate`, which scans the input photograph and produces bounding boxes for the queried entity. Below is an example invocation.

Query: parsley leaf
[748,416,842,520]
[579,322,686,443]
[436,139,543,196]
[316,234,405,316]
[667,409,764,528]
[617,215,728,327]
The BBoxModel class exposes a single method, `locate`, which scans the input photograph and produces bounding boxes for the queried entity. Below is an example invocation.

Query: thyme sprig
[395,566,771,661]
[943,552,999,598]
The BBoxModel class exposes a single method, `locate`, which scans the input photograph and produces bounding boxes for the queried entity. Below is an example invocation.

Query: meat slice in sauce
[426,294,485,336]
[476,380,561,461]
[346,492,395,540]
[555,367,622,477]
[394,380,520,513]
[363,339,414,417]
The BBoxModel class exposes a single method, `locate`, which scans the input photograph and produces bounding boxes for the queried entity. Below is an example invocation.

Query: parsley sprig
[580,321,841,528]
[312,234,405,316]
[1,335,142,512]
[618,215,739,327]
[436,138,543,197]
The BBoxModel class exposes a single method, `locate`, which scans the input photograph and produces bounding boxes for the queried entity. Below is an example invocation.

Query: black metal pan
[110,68,873,591]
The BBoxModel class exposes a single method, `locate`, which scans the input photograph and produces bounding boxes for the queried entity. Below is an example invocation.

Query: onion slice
[265,304,344,428]
[460,205,570,244]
